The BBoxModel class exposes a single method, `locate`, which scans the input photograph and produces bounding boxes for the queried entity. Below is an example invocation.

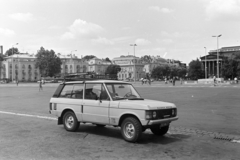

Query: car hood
[118,99,176,110]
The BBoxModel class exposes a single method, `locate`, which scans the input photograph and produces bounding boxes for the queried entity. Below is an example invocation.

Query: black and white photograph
[0,0,240,160]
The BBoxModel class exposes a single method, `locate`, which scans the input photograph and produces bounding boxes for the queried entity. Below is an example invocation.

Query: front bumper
[146,116,179,125]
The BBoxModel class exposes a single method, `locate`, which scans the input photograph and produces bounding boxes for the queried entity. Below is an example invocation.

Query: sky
[1,0,240,64]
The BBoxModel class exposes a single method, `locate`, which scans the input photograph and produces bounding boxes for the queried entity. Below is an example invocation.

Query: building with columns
[0,53,89,81]
[112,55,145,80]
[57,53,88,76]
[200,46,240,78]
[1,54,41,81]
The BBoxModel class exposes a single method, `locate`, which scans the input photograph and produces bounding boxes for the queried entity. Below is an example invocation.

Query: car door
[82,83,110,124]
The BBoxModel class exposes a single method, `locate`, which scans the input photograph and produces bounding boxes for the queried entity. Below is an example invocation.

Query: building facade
[112,55,145,80]
[200,46,240,78]
[88,57,112,75]
[0,53,89,81]
[58,54,88,76]
[1,54,41,81]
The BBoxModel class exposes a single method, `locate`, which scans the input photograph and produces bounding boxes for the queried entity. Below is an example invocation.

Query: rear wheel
[150,125,169,136]
[63,111,79,132]
[121,117,142,142]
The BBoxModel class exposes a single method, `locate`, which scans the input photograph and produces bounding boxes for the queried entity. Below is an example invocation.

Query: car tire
[121,117,142,142]
[63,111,79,132]
[150,125,169,136]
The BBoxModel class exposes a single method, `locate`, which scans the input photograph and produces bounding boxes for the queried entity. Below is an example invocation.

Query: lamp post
[204,47,207,79]
[12,43,18,82]
[130,44,137,82]
[212,34,221,78]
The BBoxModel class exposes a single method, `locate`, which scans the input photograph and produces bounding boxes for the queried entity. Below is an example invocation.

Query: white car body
[49,80,178,142]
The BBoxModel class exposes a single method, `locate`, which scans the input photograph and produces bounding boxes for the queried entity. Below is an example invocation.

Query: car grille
[156,108,177,119]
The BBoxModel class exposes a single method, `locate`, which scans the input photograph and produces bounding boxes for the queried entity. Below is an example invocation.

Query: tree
[221,54,240,79]
[105,57,111,63]
[5,48,20,56]
[0,54,5,61]
[188,58,204,80]
[35,47,62,77]
[82,55,95,61]
[151,65,170,79]
[105,64,121,75]
[140,55,152,63]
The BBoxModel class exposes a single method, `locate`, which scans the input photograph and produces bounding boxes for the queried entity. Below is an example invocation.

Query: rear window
[52,84,64,97]
[58,83,84,99]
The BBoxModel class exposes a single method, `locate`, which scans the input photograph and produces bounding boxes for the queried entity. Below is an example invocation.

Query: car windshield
[105,83,142,100]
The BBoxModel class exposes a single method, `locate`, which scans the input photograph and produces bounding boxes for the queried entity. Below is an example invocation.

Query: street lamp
[12,43,18,82]
[204,47,207,79]
[212,34,221,78]
[130,44,137,82]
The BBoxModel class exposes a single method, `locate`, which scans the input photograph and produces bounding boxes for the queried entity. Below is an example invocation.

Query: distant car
[49,79,178,142]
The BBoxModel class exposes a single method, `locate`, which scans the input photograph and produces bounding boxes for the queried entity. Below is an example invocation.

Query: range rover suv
[49,80,178,142]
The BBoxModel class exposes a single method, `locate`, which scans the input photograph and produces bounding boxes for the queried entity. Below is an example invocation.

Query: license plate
[160,123,169,127]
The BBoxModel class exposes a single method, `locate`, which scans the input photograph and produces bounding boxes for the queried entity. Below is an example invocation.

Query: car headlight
[146,110,157,120]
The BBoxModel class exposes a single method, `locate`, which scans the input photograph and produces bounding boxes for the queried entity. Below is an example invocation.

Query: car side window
[71,84,84,99]
[85,83,109,101]
[85,83,99,100]
[59,84,74,98]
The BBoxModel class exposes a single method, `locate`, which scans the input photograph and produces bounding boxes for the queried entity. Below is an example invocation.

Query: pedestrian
[213,76,217,86]
[180,78,183,85]
[39,80,43,91]
[172,77,176,86]
[16,80,19,86]
[140,78,144,85]
[234,77,238,84]
[164,77,167,84]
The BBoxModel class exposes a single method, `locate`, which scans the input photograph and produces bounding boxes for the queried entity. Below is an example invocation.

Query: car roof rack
[63,72,118,82]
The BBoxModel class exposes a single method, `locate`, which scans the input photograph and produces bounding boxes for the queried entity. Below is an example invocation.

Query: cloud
[0,28,15,36]
[9,12,34,22]
[205,0,240,20]
[157,39,174,45]
[148,6,174,13]
[92,37,114,45]
[135,38,151,45]
[61,19,104,40]
[160,31,199,39]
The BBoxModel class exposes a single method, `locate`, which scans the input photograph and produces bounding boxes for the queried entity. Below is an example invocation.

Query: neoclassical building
[1,54,41,81]
[88,57,112,75]
[0,53,89,81]
[112,55,145,80]
[57,53,88,76]
[200,46,240,78]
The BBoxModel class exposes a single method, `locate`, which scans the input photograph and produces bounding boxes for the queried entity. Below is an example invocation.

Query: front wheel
[63,111,79,132]
[121,117,142,142]
[150,125,169,136]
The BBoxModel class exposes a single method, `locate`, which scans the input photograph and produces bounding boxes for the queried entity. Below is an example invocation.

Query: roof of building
[112,55,140,61]
[210,46,240,53]
[5,53,36,59]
